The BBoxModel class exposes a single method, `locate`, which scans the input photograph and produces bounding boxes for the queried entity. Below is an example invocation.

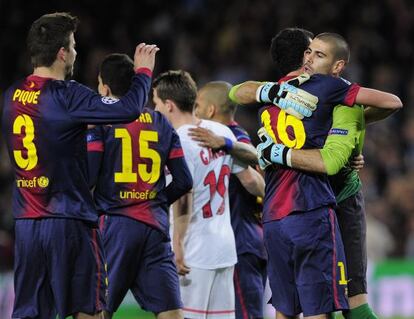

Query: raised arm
[66,43,160,124]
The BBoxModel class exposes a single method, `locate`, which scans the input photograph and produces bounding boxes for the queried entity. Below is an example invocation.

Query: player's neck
[33,65,65,81]
[212,114,233,126]
[171,111,199,130]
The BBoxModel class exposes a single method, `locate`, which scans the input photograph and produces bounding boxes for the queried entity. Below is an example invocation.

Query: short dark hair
[315,32,350,63]
[100,53,135,97]
[270,27,314,75]
[153,70,197,113]
[27,12,78,68]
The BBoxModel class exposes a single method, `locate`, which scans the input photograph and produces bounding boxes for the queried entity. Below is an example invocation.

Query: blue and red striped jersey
[261,74,360,222]
[227,122,266,259]
[1,70,151,223]
[87,108,192,235]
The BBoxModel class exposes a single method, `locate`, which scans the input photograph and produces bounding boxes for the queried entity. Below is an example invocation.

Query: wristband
[256,82,277,103]
[286,148,292,167]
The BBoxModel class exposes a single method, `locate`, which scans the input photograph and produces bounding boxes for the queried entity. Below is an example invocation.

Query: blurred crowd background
[0,0,414,309]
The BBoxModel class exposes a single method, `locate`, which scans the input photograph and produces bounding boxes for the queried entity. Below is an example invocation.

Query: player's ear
[332,60,346,76]
[207,104,216,119]
[165,99,174,113]
[101,84,111,97]
[57,47,66,62]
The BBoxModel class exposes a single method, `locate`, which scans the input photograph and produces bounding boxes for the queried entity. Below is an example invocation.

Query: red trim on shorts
[183,307,235,314]
[329,208,341,309]
[234,268,249,319]
[91,229,102,310]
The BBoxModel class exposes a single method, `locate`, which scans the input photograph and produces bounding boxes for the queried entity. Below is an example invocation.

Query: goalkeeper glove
[256,127,292,170]
[256,73,318,119]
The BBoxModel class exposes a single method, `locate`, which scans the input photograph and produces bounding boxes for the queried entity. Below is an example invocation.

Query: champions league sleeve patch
[329,128,349,135]
[101,96,119,104]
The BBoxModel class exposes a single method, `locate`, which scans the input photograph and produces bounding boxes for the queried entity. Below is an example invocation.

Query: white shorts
[180,266,235,319]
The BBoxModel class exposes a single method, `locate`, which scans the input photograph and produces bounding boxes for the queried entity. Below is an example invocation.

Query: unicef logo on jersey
[16,175,49,188]
[101,96,119,104]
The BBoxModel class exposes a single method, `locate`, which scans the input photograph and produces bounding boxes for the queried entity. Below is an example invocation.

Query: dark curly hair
[270,27,314,75]
[27,12,78,68]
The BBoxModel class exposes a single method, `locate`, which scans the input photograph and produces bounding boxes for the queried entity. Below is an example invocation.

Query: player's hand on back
[188,127,225,150]
[134,43,160,72]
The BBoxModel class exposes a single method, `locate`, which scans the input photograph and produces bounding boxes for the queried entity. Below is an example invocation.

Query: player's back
[2,76,96,221]
[260,74,360,221]
[176,120,243,269]
[1,72,151,223]
[89,108,181,234]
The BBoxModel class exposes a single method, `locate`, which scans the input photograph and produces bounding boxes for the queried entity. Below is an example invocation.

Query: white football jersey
[175,119,245,269]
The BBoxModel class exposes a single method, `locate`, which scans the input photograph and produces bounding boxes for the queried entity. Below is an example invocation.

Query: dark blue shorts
[100,215,182,314]
[264,207,348,317]
[234,253,267,319]
[13,218,106,319]
[336,190,367,297]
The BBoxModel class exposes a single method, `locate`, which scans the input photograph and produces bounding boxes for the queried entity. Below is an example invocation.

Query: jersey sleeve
[229,125,252,145]
[318,75,361,107]
[320,104,365,175]
[87,126,105,187]
[164,127,193,204]
[64,69,151,124]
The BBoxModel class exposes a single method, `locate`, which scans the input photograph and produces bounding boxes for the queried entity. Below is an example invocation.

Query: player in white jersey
[153,70,265,319]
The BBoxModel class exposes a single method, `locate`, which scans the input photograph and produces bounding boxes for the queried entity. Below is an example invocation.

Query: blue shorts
[336,190,367,297]
[264,207,348,317]
[13,218,107,319]
[234,253,267,319]
[100,215,182,314]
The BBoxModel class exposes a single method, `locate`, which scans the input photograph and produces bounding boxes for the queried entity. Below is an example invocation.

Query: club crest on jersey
[329,128,348,135]
[101,96,119,104]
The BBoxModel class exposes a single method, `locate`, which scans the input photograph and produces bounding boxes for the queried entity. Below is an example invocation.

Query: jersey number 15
[115,128,161,184]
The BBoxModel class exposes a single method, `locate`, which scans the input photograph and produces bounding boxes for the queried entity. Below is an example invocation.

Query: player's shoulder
[227,121,251,139]
[200,119,235,139]
[310,74,353,86]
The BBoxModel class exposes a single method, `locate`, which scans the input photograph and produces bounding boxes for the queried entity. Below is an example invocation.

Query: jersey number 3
[13,114,38,170]
[115,129,161,184]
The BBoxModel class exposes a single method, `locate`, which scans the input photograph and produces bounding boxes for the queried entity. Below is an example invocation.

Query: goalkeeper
[230,28,401,319]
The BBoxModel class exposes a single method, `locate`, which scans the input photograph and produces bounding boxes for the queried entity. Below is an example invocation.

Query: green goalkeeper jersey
[320,104,365,203]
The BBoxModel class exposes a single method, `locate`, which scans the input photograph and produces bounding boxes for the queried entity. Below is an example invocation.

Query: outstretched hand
[134,43,160,72]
